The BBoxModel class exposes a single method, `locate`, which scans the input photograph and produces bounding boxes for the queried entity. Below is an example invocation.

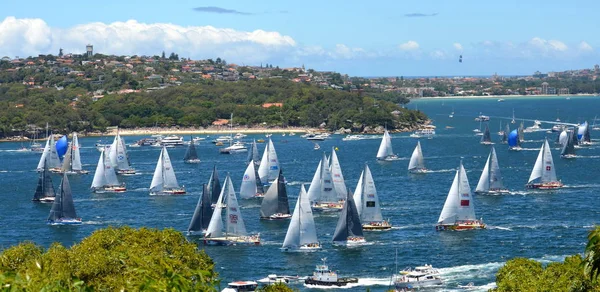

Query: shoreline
[418,93,599,100]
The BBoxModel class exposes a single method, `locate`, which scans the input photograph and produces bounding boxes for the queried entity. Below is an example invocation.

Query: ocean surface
[1,95,600,291]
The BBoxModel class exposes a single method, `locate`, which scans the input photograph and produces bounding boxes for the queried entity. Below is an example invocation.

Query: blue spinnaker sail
[578,122,587,140]
[508,129,519,147]
[56,135,68,158]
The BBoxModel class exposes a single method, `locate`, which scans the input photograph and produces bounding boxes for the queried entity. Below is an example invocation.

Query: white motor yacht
[394,265,443,289]
[220,141,248,154]
[159,135,184,146]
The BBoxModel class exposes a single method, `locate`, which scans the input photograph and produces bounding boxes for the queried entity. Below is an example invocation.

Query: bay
[1,95,599,291]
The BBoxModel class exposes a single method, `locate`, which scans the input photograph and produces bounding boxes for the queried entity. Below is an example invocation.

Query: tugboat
[304,258,358,287]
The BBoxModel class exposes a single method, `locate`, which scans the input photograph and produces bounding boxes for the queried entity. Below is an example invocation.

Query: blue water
[1,95,599,291]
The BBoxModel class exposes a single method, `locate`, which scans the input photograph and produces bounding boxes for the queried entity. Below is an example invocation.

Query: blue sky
[1,0,598,76]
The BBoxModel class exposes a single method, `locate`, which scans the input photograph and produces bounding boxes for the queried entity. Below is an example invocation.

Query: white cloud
[528,37,568,52]
[579,41,593,52]
[399,40,419,51]
[453,43,463,51]
[429,50,446,59]
[328,44,366,59]
[0,17,296,64]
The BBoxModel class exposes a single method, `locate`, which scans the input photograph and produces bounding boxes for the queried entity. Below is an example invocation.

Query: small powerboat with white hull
[393,265,443,289]
[304,258,358,287]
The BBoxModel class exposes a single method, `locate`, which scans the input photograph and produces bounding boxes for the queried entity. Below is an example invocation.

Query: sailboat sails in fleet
[475,147,508,194]
[436,160,485,231]
[47,173,82,225]
[247,140,260,165]
[580,121,592,145]
[260,169,291,220]
[239,160,265,199]
[60,133,88,174]
[108,129,136,175]
[203,174,260,245]
[353,164,391,230]
[187,184,213,235]
[408,141,427,174]
[480,124,493,145]
[329,148,348,199]
[37,134,61,172]
[501,124,509,144]
[307,153,344,212]
[33,163,56,202]
[149,146,186,195]
[208,165,222,206]
[332,188,366,245]
[282,185,321,251]
[508,129,522,151]
[526,139,563,189]
[561,131,577,159]
[91,148,126,193]
[257,138,280,184]
[183,136,200,163]
[376,129,399,161]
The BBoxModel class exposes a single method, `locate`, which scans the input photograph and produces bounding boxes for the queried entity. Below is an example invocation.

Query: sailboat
[560,131,576,159]
[204,174,260,245]
[329,148,348,199]
[508,129,522,151]
[376,129,399,161]
[475,147,509,194]
[32,163,56,203]
[239,160,265,199]
[91,148,126,193]
[473,120,483,135]
[558,129,569,146]
[260,169,291,220]
[501,124,509,144]
[332,188,366,245]
[511,109,516,124]
[47,173,82,225]
[572,126,580,147]
[307,153,343,212]
[37,134,61,172]
[187,184,213,235]
[497,121,504,136]
[246,140,260,165]
[108,129,136,175]
[580,121,592,146]
[408,141,427,174]
[436,161,485,231]
[518,121,525,143]
[59,133,88,174]
[257,138,280,184]
[526,139,563,189]
[208,165,222,206]
[354,163,391,230]
[183,136,200,163]
[219,114,248,154]
[480,124,493,145]
[149,146,186,195]
[282,185,321,251]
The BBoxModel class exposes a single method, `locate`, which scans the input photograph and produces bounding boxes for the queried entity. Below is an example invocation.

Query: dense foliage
[492,226,600,292]
[0,79,425,138]
[0,226,218,291]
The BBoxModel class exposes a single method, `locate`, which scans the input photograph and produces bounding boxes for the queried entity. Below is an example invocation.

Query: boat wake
[303,277,392,289]
[520,148,541,151]
[486,226,513,231]
[286,181,311,186]
[562,184,600,189]
[426,169,456,173]
[576,155,600,159]
[242,203,261,209]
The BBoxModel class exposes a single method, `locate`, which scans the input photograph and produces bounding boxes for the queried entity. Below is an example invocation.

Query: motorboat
[552,124,568,132]
[256,275,301,284]
[304,258,358,287]
[234,133,247,139]
[342,135,363,141]
[213,136,233,144]
[219,141,248,154]
[221,281,258,292]
[159,135,184,146]
[523,120,543,133]
[475,114,490,121]
[394,265,443,289]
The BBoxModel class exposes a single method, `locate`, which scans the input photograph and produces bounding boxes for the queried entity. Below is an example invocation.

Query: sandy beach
[100,126,316,137]
[418,93,598,100]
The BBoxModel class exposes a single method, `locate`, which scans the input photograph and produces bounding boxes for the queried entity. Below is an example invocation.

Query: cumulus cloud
[399,41,419,51]
[528,37,568,52]
[404,13,438,17]
[578,41,593,52]
[328,44,367,59]
[453,43,463,51]
[193,6,253,15]
[429,50,446,59]
[0,17,296,64]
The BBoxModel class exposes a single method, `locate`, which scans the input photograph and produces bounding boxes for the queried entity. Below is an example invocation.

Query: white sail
[306,160,323,202]
[488,147,504,190]
[91,151,106,188]
[438,162,477,225]
[224,176,247,236]
[103,148,120,186]
[239,162,257,199]
[71,133,83,171]
[116,136,132,170]
[36,137,51,171]
[257,140,269,182]
[161,147,179,189]
[359,164,382,222]
[329,148,347,199]
[266,139,280,182]
[408,141,425,171]
[475,153,491,192]
[205,185,225,238]
[319,153,338,202]
[149,148,165,192]
[528,139,556,183]
[376,130,393,159]
[559,130,568,146]
[283,185,318,249]
[353,171,364,218]
[108,135,119,167]
[44,135,61,169]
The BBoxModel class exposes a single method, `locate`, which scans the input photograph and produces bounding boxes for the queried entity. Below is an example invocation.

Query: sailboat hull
[332,237,366,246]
[312,202,344,212]
[150,188,186,196]
[281,244,322,252]
[377,155,400,162]
[408,168,428,174]
[92,186,127,193]
[34,197,55,203]
[47,218,82,225]
[260,213,292,220]
[184,159,201,164]
[475,189,510,195]
[525,182,563,190]
[436,221,486,231]
[203,235,260,246]
[117,169,137,176]
[362,220,392,231]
